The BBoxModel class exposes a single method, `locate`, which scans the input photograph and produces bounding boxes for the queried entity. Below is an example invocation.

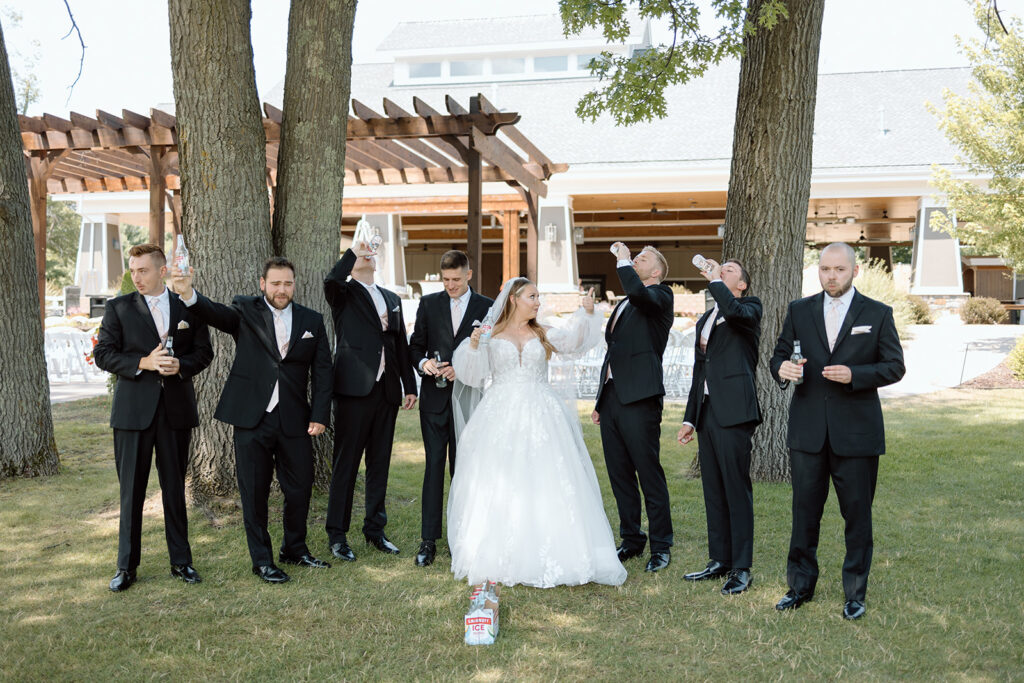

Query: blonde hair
[643,246,668,281]
[492,278,558,359]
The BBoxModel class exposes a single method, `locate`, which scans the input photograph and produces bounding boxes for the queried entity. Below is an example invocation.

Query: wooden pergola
[19,93,566,317]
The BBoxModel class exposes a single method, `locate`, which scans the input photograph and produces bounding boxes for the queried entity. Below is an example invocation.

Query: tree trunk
[273,0,356,488]
[0,23,59,478]
[721,0,824,482]
[169,0,273,497]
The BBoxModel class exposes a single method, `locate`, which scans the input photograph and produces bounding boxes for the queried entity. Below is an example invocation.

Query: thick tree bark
[0,23,59,478]
[169,0,273,497]
[273,0,356,488]
[721,0,824,482]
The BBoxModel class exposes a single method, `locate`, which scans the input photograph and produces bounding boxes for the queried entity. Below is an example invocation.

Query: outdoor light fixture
[400,230,409,248]
[573,226,584,245]
[544,223,558,241]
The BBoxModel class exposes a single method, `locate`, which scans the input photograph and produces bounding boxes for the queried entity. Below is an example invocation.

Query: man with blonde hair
[593,243,675,573]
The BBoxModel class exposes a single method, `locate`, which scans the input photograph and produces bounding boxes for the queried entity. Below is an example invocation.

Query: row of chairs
[45,328,105,384]
[551,327,696,400]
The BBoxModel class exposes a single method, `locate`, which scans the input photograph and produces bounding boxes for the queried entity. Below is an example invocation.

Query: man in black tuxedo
[407,250,492,567]
[324,242,417,561]
[771,242,905,620]
[171,256,333,584]
[592,242,675,573]
[93,243,213,592]
[677,259,761,595]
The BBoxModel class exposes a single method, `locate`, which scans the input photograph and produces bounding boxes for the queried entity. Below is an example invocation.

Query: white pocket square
[301,330,314,339]
[715,317,726,326]
[176,320,190,330]
[851,325,872,335]
[391,305,400,312]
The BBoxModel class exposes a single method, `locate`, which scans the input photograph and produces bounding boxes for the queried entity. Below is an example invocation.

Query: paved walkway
[50,378,108,404]
[879,319,1024,398]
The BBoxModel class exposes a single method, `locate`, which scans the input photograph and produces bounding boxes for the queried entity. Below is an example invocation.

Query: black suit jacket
[324,250,417,405]
[94,290,213,431]
[187,293,333,437]
[595,265,674,408]
[683,281,762,429]
[408,289,493,414]
[770,290,905,456]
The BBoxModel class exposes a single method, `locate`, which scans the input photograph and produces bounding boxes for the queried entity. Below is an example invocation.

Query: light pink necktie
[150,299,167,341]
[451,297,462,334]
[826,298,841,351]
[377,295,388,381]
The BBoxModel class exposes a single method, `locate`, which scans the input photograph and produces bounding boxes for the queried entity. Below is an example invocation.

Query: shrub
[906,295,933,324]
[960,296,1008,324]
[120,270,136,294]
[669,283,693,295]
[853,259,914,338]
[1007,336,1024,380]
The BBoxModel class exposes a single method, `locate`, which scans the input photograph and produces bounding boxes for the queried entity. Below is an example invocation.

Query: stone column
[536,196,579,293]
[910,198,964,295]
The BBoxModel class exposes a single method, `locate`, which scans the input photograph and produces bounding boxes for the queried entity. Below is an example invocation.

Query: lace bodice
[486,337,549,385]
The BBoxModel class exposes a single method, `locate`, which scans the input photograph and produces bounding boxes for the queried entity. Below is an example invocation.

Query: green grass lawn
[1,390,1022,680]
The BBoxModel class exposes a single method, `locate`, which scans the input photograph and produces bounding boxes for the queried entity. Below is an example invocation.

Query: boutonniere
[177,320,190,330]
[301,330,314,339]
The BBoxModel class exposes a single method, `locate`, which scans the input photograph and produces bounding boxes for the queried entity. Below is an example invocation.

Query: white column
[536,195,579,293]
[910,197,964,295]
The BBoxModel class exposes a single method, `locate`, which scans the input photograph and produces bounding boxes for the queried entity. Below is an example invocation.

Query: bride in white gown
[447,278,627,588]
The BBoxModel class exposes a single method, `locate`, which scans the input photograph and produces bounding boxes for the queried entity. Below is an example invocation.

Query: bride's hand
[469,326,483,349]
[581,287,595,314]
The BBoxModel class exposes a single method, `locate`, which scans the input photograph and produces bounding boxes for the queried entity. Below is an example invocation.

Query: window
[492,57,525,75]
[576,54,600,71]
[534,55,567,73]
[409,62,441,79]
[450,60,484,77]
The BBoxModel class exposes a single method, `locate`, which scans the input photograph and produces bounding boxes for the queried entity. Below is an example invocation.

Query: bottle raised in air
[692,254,713,274]
[174,234,189,273]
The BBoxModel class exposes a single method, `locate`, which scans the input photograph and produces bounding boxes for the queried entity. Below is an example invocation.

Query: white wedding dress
[447,311,627,588]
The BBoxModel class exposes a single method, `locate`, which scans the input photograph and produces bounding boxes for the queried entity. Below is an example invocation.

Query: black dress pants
[598,380,673,553]
[112,395,192,570]
[326,381,399,542]
[232,407,314,567]
[419,405,457,541]
[696,395,756,569]
[787,442,879,602]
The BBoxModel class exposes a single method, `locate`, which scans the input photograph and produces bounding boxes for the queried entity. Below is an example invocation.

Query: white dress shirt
[823,286,856,329]
[418,289,471,372]
[144,287,171,338]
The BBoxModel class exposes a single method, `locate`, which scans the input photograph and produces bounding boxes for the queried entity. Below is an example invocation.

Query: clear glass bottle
[790,339,804,385]
[433,350,447,388]
[174,234,189,272]
[692,254,712,273]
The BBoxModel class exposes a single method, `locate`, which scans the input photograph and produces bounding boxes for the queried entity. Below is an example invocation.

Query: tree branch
[61,0,86,104]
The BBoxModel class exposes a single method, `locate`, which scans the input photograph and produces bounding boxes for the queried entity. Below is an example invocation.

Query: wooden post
[27,174,47,325]
[167,190,182,237]
[516,187,539,284]
[467,96,483,288]
[501,209,520,282]
[149,147,167,247]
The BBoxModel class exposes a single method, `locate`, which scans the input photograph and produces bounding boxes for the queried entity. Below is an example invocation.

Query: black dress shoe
[721,568,751,595]
[644,552,671,572]
[775,589,813,611]
[109,569,136,592]
[278,552,331,568]
[330,541,356,562]
[170,564,202,584]
[684,559,730,581]
[252,564,290,584]
[616,545,644,562]
[843,600,866,620]
[364,533,400,555]
[414,540,436,567]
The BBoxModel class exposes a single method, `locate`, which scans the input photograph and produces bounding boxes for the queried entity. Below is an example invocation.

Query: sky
[4,0,1023,118]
